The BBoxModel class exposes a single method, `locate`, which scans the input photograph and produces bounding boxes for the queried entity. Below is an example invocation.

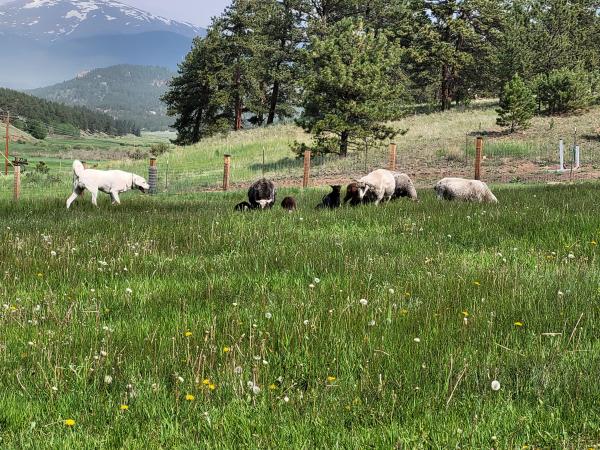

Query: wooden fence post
[389,143,397,171]
[223,154,231,191]
[149,157,158,195]
[13,164,20,201]
[303,150,311,188]
[474,136,483,180]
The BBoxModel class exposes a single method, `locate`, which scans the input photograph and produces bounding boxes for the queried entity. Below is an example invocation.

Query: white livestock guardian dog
[66,160,150,209]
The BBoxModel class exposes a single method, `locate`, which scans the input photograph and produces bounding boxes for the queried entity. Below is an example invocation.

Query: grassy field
[1,183,600,448]
[2,102,600,200]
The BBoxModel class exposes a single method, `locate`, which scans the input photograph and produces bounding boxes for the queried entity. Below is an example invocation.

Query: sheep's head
[356,182,374,200]
[257,199,271,209]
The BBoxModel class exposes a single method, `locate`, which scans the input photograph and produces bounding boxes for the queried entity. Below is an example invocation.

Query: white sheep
[357,169,397,205]
[434,177,498,203]
[391,172,418,201]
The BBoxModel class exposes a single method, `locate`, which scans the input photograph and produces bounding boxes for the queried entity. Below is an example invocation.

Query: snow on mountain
[0,0,203,41]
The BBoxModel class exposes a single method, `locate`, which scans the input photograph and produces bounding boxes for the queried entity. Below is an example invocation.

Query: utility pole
[5,111,9,176]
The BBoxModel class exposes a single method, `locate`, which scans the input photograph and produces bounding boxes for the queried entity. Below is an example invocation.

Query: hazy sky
[0,0,232,27]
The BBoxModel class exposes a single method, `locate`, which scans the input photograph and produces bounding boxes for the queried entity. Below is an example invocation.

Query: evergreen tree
[496,74,536,132]
[296,18,407,157]
[416,0,504,110]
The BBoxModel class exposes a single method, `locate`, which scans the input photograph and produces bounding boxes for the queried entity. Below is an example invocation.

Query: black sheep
[317,185,342,209]
[248,178,276,209]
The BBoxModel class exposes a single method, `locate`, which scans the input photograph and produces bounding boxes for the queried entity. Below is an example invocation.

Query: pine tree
[416,0,504,110]
[297,18,407,157]
[496,74,536,132]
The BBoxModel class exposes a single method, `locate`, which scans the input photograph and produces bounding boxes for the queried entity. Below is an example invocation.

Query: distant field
[1,184,600,447]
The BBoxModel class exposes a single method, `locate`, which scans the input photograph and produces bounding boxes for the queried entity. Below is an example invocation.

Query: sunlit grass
[1,183,600,447]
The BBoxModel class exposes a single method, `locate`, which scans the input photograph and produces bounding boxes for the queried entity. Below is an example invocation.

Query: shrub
[534,69,592,114]
[26,119,48,140]
[52,123,80,138]
[496,74,536,132]
[150,142,170,156]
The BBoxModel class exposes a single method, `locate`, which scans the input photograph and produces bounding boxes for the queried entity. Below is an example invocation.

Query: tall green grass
[1,183,599,447]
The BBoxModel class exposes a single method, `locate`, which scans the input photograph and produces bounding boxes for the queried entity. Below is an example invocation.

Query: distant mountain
[0,0,205,88]
[0,0,202,41]
[31,65,175,131]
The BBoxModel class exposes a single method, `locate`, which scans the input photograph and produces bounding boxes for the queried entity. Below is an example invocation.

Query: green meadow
[1,183,600,448]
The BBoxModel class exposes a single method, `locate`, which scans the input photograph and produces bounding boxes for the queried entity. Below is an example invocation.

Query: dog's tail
[72,160,85,179]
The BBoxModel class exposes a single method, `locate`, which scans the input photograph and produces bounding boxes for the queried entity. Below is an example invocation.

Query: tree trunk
[340,131,349,157]
[234,66,242,131]
[192,108,203,143]
[441,64,451,111]
[267,80,280,125]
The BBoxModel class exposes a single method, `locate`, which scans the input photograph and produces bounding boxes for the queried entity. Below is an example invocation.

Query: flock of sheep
[234,169,498,211]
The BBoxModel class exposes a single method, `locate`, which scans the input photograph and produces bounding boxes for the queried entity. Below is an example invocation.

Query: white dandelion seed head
[234,366,243,375]
[313,278,320,284]
[308,284,315,289]
[177,376,184,383]
[303,320,309,326]
[359,299,368,306]
[491,380,501,391]
[125,288,133,294]
[50,251,57,257]
[283,396,289,402]
[51,386,58,392]
[463,317,468,325]
[99,350,107,357]
[104,375,113,384]
[265,312,272,319]
[568,253,575,259]
[388,288,395,294]
[368,320,376,326]
[413,337,421,343]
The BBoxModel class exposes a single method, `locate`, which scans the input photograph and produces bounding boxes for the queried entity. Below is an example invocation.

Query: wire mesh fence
[1,133,599,202]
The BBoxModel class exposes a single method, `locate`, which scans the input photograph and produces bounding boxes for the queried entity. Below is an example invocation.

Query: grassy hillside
[1,184,600,447]
[30,65,175,132]
[2,102,600,200]
[0,87,140,136]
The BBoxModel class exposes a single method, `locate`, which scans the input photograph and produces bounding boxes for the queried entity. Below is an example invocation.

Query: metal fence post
[475,136,483,180]
[149,157,158,195]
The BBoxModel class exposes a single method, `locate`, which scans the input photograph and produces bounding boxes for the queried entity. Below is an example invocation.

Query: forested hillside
[164,0,600,153]
[31,65,175,131]
[0,88,140,136]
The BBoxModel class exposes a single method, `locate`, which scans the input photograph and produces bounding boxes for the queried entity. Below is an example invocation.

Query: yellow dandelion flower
[184,331,192,337]
[269,383,277,390]
[591,241,597,246]
[37,273,43,278]
[462,310,469,317]
[223,346,231,353]
[119,404,128,411]
[404,292,411,298]
[185,394,195,401]
[209,384,216,391]
[64,419,76,427]
[327,376,336,383]
[473,281,481,286]
[202,379,210,385]
[400,309,409,316]
[514,322,524,327]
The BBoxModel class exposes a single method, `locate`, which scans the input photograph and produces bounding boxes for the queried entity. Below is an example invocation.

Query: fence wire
[0,135,598,201]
